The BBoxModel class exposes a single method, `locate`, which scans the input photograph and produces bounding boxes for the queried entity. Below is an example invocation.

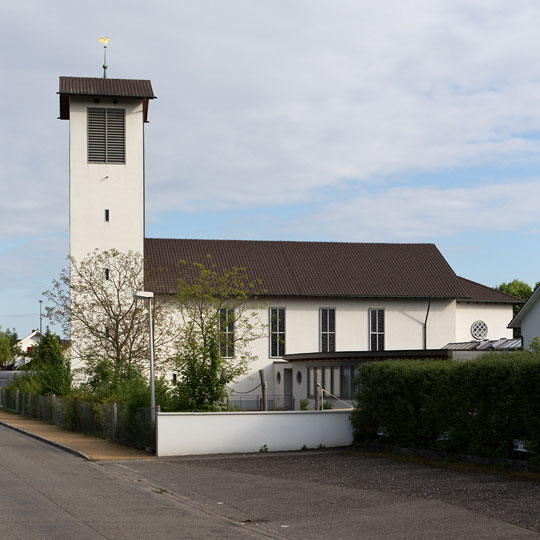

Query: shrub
[351,351,540,461]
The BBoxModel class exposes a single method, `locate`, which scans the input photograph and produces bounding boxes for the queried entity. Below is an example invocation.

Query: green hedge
[351,352,540,461]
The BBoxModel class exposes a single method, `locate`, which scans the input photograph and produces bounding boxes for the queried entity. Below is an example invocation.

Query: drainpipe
[423,299,431,350]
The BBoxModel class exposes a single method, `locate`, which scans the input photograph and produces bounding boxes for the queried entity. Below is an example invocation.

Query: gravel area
[177,448,540,534]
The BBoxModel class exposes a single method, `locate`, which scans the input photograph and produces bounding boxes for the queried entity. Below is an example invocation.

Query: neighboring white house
[13,330,44,367]
[58,75,522,408]
[509,287,540,348]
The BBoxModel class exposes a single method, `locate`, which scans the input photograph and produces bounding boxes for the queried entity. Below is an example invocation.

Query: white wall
[521,300,540,348]
[156,410,354,456]
[455,303,513,342]
[160,296,513,396]
[69,96,145,261]
[231,297,456,394]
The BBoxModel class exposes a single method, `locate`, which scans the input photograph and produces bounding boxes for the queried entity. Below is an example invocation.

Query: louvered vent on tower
[88,108,125,163]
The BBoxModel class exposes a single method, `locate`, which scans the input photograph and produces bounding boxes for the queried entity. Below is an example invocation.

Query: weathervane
[98,36,109,79]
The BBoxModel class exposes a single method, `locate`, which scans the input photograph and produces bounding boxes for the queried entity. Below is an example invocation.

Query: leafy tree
[31,330,72,396]
[0,327,18,368]
[44,249,175,382]
[0,333,11,369]
[496,279,533,304]
[496,279,534,338]
[172,259,265,411]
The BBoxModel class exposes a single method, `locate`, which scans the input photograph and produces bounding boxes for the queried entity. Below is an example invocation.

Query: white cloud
[3,0,540,235]
[288,178,540,242]
[3,0,540,333]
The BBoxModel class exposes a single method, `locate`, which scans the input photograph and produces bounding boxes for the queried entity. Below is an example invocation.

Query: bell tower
[58,76,155,262]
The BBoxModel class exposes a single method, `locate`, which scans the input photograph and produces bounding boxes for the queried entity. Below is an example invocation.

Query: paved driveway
[100,449,540,539]
[2,423,540,540]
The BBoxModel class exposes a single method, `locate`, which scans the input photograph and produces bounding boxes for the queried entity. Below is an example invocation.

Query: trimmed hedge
[351,352,540,461]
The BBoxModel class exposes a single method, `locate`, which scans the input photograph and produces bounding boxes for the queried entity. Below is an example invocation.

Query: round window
[471,320,488,340]
[296,371,302,385]
[276,372,281,385]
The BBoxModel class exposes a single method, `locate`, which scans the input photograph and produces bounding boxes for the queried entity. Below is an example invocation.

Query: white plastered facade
[69,96,145,261]
[455,302,513,343]
[509,287,540,349]
[161,296,514,399]
[67,95,147,372]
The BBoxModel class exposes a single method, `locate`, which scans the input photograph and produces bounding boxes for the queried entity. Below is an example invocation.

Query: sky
[2,0,540,339]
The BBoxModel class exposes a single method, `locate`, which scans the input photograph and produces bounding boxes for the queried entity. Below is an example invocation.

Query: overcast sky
[2,0,540,338]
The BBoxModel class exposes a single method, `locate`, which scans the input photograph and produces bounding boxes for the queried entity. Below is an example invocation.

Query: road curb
[0,420,92,461]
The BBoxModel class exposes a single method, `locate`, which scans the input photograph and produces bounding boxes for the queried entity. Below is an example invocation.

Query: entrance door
[283,368,293,410]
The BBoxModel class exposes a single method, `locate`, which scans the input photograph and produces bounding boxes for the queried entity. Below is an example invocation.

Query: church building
[58,76,520,408]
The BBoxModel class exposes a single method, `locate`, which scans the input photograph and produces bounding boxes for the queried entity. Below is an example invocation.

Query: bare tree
[44,249,175,380]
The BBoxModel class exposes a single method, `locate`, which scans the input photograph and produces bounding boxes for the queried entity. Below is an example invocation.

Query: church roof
[456,276,523,304]
[58,77,155,121]
[145,238,484,300]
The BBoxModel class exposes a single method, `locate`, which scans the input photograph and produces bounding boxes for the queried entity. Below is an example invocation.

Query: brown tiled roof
[59,77,155,98]
[456,276,524,304]
[144,238,472,299]
[58,76,155,121]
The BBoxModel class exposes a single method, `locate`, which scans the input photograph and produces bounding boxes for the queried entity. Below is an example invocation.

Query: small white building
[509,287,540,348]
[14,330,44,367]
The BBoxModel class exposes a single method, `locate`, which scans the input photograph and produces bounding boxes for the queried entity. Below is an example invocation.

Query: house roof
[58,76,155,121]
[509,286,540,328]
[145,238,477,299]
[456,276,524,304]
[16,330,44,346]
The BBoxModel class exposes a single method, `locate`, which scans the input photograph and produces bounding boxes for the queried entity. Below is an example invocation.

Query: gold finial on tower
[98,36,109,78]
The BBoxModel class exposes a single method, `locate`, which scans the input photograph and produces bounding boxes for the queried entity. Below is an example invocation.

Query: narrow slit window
[105,209,110,222]
[104,268,110,280]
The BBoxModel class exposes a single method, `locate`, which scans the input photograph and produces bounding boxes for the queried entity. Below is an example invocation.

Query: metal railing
[226,394,293,411]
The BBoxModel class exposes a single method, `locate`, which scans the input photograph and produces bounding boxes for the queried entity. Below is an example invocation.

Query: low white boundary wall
[156,409,354,457]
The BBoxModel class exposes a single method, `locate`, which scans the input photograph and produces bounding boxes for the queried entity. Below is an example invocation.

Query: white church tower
[58,76,155,261]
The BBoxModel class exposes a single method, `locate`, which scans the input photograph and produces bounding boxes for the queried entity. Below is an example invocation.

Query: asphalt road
[2,424,540,539]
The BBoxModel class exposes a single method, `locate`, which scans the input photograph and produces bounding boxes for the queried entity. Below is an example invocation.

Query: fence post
[51,395,56,425]
[111,403,117,441]
[314,371,320,411]
[259,369,268,411]
[15,390,20,414]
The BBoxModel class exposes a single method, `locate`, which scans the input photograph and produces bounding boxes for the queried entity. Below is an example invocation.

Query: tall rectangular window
[320,308,336,352]
[219,308,235,358]
[88,108,125,163]
[270,308,285,357]
[105,209,110,222]
[369,309,385,351]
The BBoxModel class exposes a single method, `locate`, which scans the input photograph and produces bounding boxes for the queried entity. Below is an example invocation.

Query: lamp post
[133,291,156,423]
[39,300,43,333]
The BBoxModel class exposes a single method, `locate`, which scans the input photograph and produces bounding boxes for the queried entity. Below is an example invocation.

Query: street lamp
[133,291,156,423]
[39,300,43,333]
